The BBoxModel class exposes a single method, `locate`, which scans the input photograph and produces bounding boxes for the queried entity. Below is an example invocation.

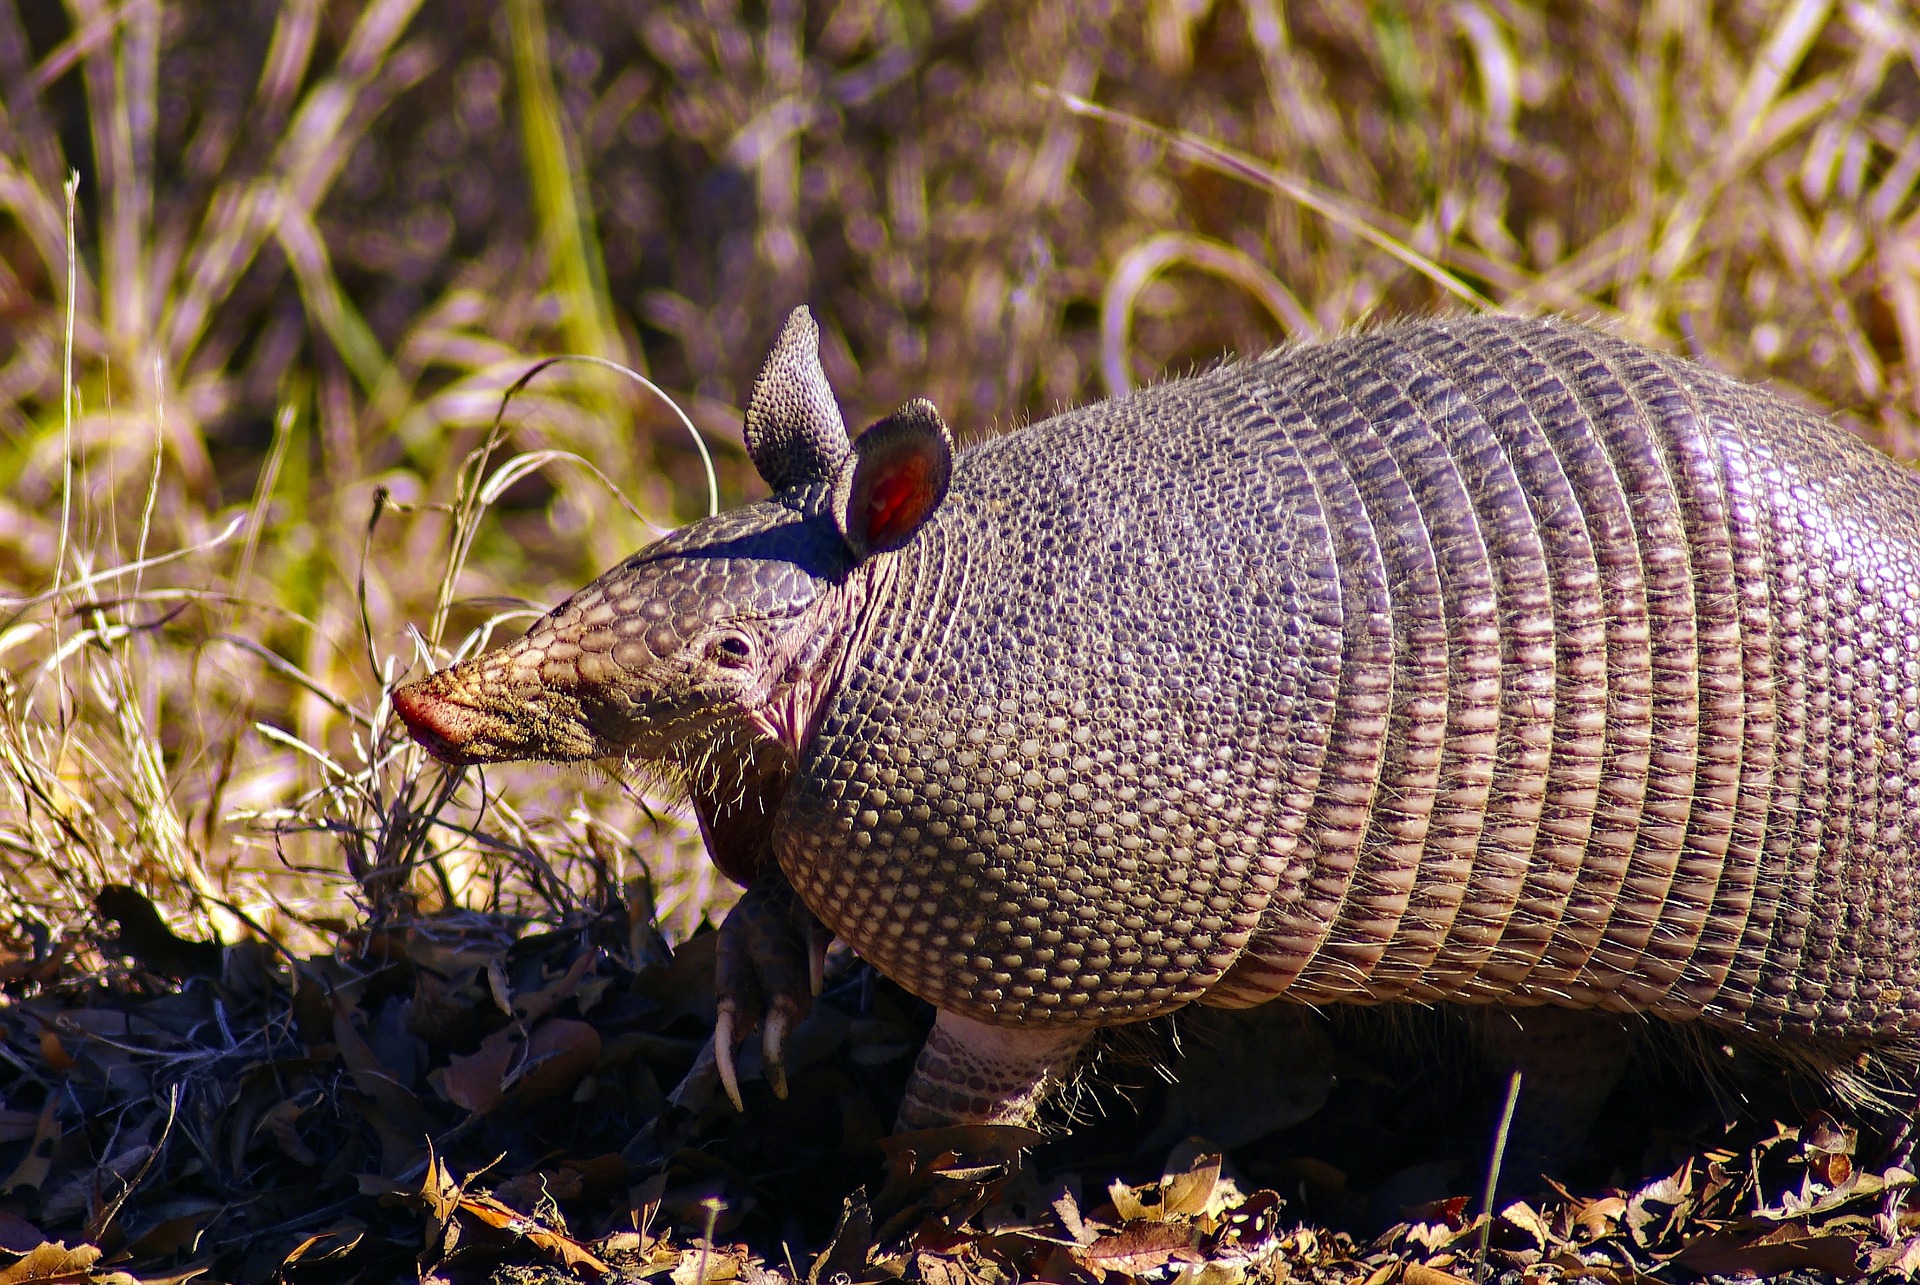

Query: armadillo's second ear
[744,307,851,491]
[831,399,953,558]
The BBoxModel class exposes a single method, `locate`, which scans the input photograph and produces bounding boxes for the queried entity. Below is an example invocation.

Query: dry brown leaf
[1624,1157,1697,1247]
[1868,1236,1920,1278]
[1161,1150,1223,1219]
[1,1100,60,1196]
[1562,1194,1625,1241]
[1674,1219,1864,1280]
[1497,1201,1555,1251]
[511,949,599,1024]
[1171,1260,1248,1285]
[33,1034,72,1076]
[808,1192,871,1285]
[1357,1261,1398,1285]
[486,958,514,1017]
[505,1019,601,1105]
[1108,1177,1157,1224]
[419,1151,464,1225]
[669,1246,743,1285]
[1051,1187,1095,1246]
[1402,1264,1475,1285]
[1074,1221,1203,1279]
[0,1241,101,1284]
[330,992,430,1173]
[437,1030,515,1114]
[252,1099,316,1167]
[877,1124,1042,1170]
[1804,1111,1856,1156]
[279,1227,364,1266]
[0,1215,42,1258]
[451,1189,610,1274]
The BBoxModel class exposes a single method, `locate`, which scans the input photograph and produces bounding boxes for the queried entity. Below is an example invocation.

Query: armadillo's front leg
[713,870,829,1109]
[896,1010,1091,1130]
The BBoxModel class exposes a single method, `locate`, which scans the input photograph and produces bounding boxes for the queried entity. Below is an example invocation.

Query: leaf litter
[1,887,1919,1283]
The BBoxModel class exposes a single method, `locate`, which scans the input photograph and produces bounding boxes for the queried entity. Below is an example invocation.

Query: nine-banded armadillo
[394,309,1920,1138]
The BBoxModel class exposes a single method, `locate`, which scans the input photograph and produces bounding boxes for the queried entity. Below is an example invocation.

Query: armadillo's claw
[713,1008,746,1113]
[762,1005,793,1099]
[808,921,829,997]
[710,871,826,1110]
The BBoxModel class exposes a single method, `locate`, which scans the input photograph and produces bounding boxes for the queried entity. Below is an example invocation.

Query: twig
[1477,1069,1523,1285]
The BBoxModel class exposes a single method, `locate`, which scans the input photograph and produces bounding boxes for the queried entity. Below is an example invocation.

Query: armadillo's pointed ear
[831,399,953,559]
[744,307,851,491]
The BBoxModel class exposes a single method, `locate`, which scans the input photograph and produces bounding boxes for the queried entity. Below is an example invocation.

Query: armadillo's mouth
[392,683,490,766]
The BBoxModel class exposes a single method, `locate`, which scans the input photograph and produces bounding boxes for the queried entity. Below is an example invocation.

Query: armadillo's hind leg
[896,1010,1091,1130]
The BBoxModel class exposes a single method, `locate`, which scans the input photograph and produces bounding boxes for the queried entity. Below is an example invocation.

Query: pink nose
[392,683,478,765]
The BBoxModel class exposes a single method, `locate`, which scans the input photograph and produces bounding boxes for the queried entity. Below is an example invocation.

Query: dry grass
[0,0,1916,954]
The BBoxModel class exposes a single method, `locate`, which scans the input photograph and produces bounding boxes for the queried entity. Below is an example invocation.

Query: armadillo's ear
[744,307,851,491]
[831,399,953,559]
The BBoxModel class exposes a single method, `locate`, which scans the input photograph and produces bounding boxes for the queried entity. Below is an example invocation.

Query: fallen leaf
[1869,1236,1920,1278]
[1052,1186,1095,1246]
[1160,1149,1223,1218]
[437,1030,515,1114]
[0,1215,43,1254]
[0,1240,101,1284]
[1403,1265,1475,1285]
[419,1150,464,1225]
[1172,1260,1248,1285]
[34,1032,72,1076]
[1562,1194,1625,1241]
[443,1185,609,1274]
[1674,1219,1864,1280]
[670,1245,742,1285]
[1498,1201,1555,1250]
[280,1227,364,1266]
[511,949,598,1024]
[1109,1177,1158,1223]
[876,1124,1042,1170]
[252,1099,316,1167]
[808,1193,871,1284]
[1074,1221,1203,1279]
[1,1100,60,1196]
[504,1018,601,1105]
[330,992,429,1174]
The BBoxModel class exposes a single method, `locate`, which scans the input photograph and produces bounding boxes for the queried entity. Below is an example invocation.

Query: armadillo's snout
[392,655,606,766]
[392,678,489,766]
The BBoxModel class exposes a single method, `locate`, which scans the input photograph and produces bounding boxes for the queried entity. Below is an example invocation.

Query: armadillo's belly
[778,315,1920,1042]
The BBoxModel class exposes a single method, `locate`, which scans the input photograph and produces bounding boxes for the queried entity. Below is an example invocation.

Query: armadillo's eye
[709,632,753,669]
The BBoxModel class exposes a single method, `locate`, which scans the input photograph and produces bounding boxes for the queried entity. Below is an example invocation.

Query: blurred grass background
[1,0,1916,954]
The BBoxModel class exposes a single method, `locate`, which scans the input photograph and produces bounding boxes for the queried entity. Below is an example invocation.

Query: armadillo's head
[391,308,952,875]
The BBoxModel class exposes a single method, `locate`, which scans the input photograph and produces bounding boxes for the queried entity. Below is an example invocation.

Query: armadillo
[394,309,1920,1136]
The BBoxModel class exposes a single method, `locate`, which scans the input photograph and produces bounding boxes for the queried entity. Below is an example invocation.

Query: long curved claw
[714,1006,745,1113]
[762,1005,793,1100]
[807,921,829,997]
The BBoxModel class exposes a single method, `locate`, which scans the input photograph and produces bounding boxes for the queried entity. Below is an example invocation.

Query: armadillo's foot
[713,872,829,1111]
[896,1009,1092,1131]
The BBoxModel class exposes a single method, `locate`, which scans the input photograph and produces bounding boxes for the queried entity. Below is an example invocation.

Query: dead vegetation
[2,0,1919,1280]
